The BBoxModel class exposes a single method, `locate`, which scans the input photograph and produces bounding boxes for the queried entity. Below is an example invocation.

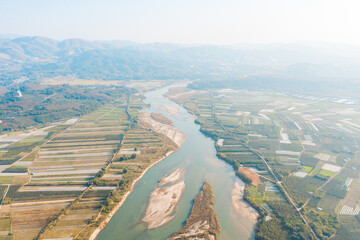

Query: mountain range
[1,36,360,91]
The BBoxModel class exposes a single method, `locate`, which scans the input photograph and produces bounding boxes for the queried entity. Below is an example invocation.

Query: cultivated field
[168,86,360,239]
[0,85,179,240]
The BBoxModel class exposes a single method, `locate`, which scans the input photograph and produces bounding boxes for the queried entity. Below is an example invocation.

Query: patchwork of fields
[168,87,360,240]
[0,91,179,239]
[0,104,128,239]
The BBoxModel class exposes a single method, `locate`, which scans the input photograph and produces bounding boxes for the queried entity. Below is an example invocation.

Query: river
[96,85,257,240]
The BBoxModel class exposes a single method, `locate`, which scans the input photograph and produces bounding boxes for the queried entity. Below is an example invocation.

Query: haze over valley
[1,1,360,240]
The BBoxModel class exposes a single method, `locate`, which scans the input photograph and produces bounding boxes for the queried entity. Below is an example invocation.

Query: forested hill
[2,36,360,87]
[0,84,129,132]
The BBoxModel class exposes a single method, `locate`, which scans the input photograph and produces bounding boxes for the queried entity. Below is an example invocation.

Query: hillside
[2,36,360,96]
[0,83,129,132]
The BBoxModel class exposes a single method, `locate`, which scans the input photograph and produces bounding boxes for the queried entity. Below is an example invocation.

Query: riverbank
[232,181,258,225]
[139,112,186,147]
[96,85,257,240]
[159,168,182,186]
[143,181,185,229]
[143,168,184,229]
[158,104,180,114]
[166,86,260,239]
[89,149,176,240]
[169,181,221,240]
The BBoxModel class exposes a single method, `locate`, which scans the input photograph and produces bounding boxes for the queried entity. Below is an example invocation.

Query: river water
[96,86,256,240]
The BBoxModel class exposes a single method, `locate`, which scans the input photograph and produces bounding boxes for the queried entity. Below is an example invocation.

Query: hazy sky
[1,0,360,45]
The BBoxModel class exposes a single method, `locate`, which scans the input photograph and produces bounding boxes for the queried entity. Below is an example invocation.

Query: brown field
[238,167,261,187]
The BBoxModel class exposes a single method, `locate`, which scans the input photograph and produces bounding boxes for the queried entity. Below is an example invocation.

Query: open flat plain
[168,86,360,239]
[0,86,180,240]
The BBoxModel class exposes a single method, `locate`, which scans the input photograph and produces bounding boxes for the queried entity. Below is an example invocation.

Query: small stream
[96,85,257,240]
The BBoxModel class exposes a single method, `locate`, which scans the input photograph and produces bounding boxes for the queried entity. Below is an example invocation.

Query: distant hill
[1,36,360,92]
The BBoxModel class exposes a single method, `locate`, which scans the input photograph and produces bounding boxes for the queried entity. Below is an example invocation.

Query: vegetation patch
[318,169,336,177]
[238,167,261,186]
[169,182,221,240]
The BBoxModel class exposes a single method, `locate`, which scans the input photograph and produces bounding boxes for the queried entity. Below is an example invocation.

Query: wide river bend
[97,86,256,240]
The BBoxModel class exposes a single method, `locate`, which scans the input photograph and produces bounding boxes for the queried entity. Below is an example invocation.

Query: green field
[319,169,337,177]
[168,86,360,240]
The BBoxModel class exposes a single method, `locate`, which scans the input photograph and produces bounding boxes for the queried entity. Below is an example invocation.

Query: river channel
[96,85,257,240]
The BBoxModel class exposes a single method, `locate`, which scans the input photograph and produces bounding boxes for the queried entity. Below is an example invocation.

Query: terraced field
[168,87,360,240]
[0,85,179,240]
[0,104,128,239]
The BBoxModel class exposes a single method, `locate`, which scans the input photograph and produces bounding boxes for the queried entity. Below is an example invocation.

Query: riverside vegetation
[169,181,221,240]
[167,86,360,240]
[1,80,358,239]
[0,82,181,240]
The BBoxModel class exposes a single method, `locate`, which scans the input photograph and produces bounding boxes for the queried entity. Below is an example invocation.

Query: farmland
[0,84,129,132]
[2,81,360,239]
[168,86,360,239]
[0,84,179,240]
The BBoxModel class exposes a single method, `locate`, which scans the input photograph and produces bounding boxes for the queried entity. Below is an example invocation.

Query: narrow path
[318,156,351,190]
[0,184,10,210]
[69,96,133,240]
[0,123,72,176]
[95,106,115,121]
[11,198,75,206]
[300,151,355,210]
[298,135,306,160]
